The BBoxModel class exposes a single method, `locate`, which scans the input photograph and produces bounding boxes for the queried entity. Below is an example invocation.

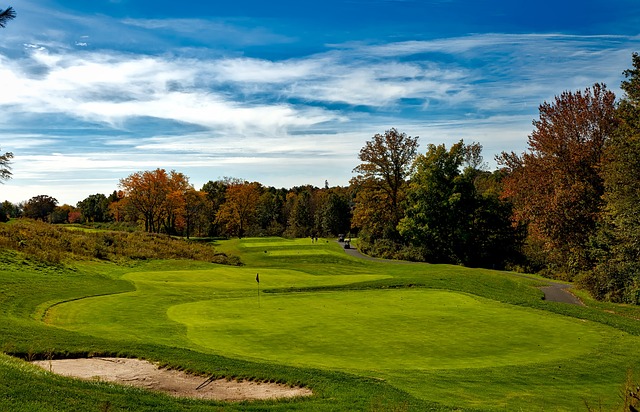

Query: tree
[0,148,12,183]
[160,171,191,235]
[588,54,640,303]
[23,195,58,221]
[118,169,190,233]
[182,188,207,239]
[498,83,617,278]
[0,6,15,28]
[287,190,315,238]
[119,169,168,232]
[77,193,110,223]
[400,141,521,267]
[256,189,286,236]
[50,204,78,224]
[0,200,19,222]
[201,179,228,236]
[352,129,419,242]
[398,141,473,263]
[215,181,262,238]
[321,189,352,236]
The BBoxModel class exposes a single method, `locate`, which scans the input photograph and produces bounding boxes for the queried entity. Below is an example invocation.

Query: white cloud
[1,17,639,204]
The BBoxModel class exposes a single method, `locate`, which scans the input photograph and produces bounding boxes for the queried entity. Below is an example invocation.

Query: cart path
[339,241,584,306]
[539,283,584,306]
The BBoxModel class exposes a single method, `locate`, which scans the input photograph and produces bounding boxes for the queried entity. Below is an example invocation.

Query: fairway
[34,237,640,410]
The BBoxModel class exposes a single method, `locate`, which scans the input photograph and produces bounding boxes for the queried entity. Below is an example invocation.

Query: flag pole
[256,273,260,308]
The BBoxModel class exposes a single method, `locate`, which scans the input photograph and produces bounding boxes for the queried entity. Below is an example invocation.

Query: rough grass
[0,219,237,265]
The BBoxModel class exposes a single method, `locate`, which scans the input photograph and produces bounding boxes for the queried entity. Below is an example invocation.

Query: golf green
[169,288,603,371]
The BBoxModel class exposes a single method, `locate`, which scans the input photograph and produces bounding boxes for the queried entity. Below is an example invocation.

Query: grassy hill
[1,228,640,411]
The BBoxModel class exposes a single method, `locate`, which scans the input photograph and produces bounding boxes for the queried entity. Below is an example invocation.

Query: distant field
[3,236,640,411]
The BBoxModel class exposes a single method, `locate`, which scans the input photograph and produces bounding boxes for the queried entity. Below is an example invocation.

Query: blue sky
[1,0,639,204]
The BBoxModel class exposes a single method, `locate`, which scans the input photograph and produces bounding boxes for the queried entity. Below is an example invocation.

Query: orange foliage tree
[215,180,262,238]
[498,83,617,277]
[119,168,193,234]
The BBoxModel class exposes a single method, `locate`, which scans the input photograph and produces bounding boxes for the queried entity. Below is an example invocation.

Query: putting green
[169,289,604,371]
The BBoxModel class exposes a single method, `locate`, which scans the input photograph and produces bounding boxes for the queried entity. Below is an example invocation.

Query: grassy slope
[2,237,640,410]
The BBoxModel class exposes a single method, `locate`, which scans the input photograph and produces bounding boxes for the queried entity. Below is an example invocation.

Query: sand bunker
[32,357,312,401]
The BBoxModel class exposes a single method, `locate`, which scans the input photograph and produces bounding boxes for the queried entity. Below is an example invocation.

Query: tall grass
[0,219,239,265]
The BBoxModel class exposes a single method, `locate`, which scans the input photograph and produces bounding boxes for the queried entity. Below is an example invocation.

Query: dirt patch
[32,357,312,401]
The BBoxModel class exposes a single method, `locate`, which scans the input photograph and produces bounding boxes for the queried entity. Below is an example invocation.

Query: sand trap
[32,357,312,401]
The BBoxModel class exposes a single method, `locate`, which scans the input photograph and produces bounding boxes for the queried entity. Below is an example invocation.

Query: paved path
[338,241,584,306]
[539,283,584,306]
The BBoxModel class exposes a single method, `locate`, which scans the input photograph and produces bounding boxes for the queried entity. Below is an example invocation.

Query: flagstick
[256,273,260,308]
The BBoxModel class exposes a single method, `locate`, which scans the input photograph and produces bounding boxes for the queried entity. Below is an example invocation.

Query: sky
[0,0,639,205]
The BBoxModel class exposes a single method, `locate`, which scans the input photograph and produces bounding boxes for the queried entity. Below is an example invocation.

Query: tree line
[0,174,353,241]
[350,54,640,304]
[1,53,639,304]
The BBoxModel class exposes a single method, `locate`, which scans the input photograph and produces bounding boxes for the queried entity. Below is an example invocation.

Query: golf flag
[256,273,259,284]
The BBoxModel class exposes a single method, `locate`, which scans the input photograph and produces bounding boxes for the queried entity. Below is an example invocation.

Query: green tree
[0,200,18,222]
[498,83,617,278]
[50,204,78,224]
[256,189,286,236]
[287,190,315,238]
[201,180,228,236]
[23,195,58,221]
[321,189,352,236]
[77,193,110,223]
[400,142,520,267]
[398,141,473,263]
[588,54,640,303]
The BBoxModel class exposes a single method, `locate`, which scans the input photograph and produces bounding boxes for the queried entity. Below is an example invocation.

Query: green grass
[2,236,640,410]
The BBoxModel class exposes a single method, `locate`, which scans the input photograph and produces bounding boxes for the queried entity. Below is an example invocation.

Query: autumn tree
[119,169,167,232]
[161,171,191,235]
[182,188,207,239]
[352,128,419,244]
[23,195,58,221]
[498,83,617,278]
[50,204,80,224]
[215,180,262,237]
[119,169,191,233]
